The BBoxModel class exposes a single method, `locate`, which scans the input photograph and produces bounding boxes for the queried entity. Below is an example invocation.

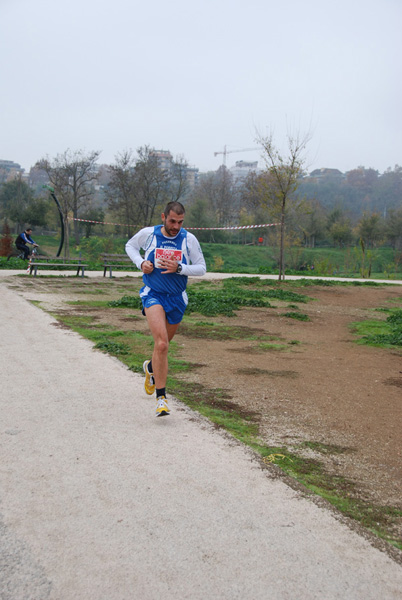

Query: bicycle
[7,245,39,262]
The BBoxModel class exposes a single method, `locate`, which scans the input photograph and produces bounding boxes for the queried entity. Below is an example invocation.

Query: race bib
[155,248,182,268]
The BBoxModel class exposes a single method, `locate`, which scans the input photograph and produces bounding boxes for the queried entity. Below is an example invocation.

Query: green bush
[79,236,124,261]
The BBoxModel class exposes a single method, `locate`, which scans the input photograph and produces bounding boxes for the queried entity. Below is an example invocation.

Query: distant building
[28,165,49,191]
[150,149,199,190]
[185,166,199,188]
[307,168,345,182]
[230,160,259,184]
[150,149,174,171]
[0,159,24,183]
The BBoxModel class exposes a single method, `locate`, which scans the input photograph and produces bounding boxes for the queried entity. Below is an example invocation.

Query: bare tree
[168,154,190,203]
[256,130,310,280]
[133,146,169,226]
[189,167,236,229]
[215,166,236,226]
[107,150,137,237]
[107,146,190,231]
[36,149,101,256]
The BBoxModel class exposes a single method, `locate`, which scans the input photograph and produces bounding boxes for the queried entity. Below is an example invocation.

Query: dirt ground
[8,275,402,518]
[181,283,402,513]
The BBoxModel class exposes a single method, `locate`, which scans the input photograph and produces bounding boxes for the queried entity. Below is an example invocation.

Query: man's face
[162,211,185,237]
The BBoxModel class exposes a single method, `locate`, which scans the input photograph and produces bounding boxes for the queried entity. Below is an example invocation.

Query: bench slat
[100,253,136,277]
[29,259,88,277]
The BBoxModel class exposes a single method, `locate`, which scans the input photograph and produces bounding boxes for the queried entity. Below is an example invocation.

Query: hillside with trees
[0,146,401,266]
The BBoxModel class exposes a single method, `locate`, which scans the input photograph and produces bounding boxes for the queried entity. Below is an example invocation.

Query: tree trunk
[64,217,70,259]
[279,204,286,281]
[73,214,80,245]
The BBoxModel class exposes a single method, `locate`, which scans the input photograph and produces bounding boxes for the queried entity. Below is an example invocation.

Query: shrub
[0,221,13,257]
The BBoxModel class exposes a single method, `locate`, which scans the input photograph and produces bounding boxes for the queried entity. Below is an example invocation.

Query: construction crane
[214,145,260,166]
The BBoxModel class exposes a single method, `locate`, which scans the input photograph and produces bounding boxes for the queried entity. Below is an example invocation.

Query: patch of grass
[94,340,130,355]
[236,368,299,378]
[53,313,203,375]
[287,278,388,288]
[179,320,270,341]
[281,312,311,321]
[262,289,310,303]
[52,313,155,367]
[66,300,112,307]
[226,276,272,286]
[187,288,271,317]
[53,314,97,328]
[29,300,42,308]
[108,295,143,309]
[177,278,312,317]
[258,342,289,351]
[351,309,402,348]
[300,441,353,455]
[104,280,282,318]
[72,288,108,295]
[224,278,311,303]
[236,367,271,375]
[388,310,402,325]
[169,379,259,443]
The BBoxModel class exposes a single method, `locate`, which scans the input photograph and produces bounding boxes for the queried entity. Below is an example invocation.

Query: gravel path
[1,278,402,600]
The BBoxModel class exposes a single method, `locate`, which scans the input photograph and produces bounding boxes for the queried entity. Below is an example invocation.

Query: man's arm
[181,233,206,277]
[125,227,153,270]
[22,233,35,245]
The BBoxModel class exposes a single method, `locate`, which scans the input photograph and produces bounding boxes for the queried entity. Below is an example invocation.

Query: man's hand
[141,260,154,274]
[159,257,179,274]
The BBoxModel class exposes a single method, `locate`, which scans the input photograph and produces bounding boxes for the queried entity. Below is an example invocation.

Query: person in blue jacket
[126,201,207,417]
[15,228,38,260]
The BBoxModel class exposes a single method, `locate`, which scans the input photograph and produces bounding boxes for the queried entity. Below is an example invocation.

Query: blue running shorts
[140,286,188,325]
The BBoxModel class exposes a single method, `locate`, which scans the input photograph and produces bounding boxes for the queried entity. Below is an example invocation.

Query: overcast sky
[0,0,400,175]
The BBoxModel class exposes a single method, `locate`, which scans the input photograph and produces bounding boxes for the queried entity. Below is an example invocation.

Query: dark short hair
[163,201,185,217]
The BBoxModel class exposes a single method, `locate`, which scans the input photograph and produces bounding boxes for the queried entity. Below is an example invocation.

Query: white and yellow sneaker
[156,396,170,417]
[143,360,155,395]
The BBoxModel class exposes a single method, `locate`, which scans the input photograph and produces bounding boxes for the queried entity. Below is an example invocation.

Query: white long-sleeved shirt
[125,225,206,295]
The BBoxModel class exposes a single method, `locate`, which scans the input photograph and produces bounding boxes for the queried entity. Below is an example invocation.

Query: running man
[125,201,207,417]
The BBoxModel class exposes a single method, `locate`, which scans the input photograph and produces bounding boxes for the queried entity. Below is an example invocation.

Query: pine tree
[0,220,13,256]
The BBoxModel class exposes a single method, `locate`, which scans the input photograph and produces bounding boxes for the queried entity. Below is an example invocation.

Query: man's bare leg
[145,304,180,390]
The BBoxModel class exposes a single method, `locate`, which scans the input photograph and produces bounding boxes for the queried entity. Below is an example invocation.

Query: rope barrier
[186,223,279,231]
[73,217,129,227]
[72,217,279,231]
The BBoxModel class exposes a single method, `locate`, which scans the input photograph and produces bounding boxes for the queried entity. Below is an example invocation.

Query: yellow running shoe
[155,396,170,417]
[143,360,155,395]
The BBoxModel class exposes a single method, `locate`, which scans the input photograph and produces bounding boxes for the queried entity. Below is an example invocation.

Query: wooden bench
[101,253,135,277]
[29,255,87,277]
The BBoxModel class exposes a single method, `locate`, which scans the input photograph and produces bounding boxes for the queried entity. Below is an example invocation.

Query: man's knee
[155,338,169,355]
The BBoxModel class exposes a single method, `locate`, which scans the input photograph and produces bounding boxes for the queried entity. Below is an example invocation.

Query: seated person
[15,228,38,259]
